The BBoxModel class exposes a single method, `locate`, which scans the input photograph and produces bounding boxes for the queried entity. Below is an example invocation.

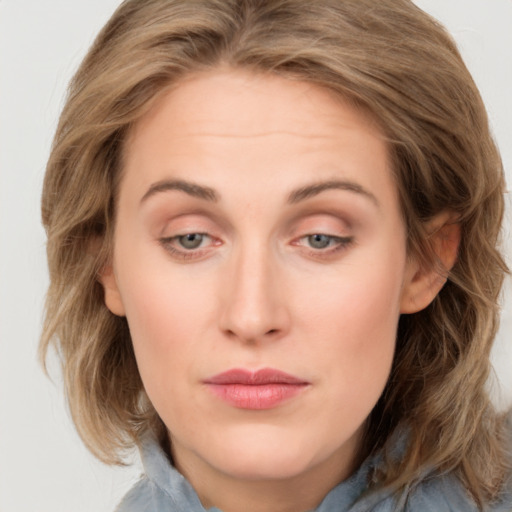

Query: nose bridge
[219,239,288,343]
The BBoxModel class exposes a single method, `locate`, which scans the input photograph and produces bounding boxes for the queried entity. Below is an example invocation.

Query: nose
[218,244,290,344]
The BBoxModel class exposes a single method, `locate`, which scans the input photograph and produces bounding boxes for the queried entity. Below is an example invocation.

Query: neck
[171,432,363,512]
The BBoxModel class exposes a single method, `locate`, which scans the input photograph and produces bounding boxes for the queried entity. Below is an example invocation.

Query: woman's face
[103,69,417,493]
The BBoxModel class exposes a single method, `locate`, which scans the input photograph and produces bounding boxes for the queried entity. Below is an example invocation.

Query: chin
[191,424,343,481]
[213,446,314,481]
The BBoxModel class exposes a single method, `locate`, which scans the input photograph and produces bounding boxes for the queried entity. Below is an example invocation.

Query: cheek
[114,256,214,394]
[299,248,403,336]
[296,252,405,393]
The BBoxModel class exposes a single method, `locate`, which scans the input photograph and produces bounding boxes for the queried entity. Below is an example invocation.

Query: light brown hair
[40,0,510,507]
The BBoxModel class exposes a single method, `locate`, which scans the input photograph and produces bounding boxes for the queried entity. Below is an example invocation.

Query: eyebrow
[287,179,380,208]
[141,179,219,204]
[140,177,379,208]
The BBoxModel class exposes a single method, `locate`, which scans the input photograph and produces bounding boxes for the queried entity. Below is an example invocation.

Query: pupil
[309,234,330,249]
[180,234,203,249]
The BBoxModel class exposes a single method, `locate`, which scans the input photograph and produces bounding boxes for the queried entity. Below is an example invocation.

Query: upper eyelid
[288,225,352,242]
[154,212,231,239]
[159,224,352,242]
[151,206,354,234]
[285,210,354,233]
[293,233,353,245]
[156,210,355,244]
[161,232,213,244]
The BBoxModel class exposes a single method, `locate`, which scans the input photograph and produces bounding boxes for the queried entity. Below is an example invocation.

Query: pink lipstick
[203,368,309,410]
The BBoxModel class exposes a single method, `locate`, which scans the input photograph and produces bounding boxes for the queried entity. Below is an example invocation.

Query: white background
[0,1,511,511]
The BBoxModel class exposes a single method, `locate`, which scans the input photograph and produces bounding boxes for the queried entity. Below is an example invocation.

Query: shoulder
[400,473,479,512]
[405,473,512,512]
[114,435,213,512]
[115,476,166,512]
[115,474,208,512]
[361,472,512,512]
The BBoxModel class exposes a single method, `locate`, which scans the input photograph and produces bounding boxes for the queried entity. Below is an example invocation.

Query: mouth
[203,368,310,410]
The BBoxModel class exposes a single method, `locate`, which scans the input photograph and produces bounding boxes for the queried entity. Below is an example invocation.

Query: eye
[176,233,208,250]
[159,232,219,260]
[303,234,353,250]
[291,233,354,258]
[306,234,338,249]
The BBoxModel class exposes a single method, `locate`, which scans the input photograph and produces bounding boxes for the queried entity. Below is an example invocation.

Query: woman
[40,0,511,510]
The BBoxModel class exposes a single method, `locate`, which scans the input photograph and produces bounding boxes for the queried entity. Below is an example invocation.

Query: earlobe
[99,264,126,317]
[400,212,461,314]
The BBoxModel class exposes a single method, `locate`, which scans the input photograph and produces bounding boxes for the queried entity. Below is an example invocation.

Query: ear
[400,211,460,314]
[98,263,126,317]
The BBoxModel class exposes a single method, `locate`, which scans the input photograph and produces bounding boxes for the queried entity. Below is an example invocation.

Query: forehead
[120,68,397,213]
[127,68,384,150]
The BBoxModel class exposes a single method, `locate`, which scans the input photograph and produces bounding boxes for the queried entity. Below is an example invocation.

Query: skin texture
[101,69,457,512]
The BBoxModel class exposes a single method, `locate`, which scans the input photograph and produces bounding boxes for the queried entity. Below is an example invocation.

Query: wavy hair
[40,0,509,507]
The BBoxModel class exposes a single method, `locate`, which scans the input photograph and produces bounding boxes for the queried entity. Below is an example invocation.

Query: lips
[203,368,309,410]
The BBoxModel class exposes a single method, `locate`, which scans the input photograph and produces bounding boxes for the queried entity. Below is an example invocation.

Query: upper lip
[204,368,309,385]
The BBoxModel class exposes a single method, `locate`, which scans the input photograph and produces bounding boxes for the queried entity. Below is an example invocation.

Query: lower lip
[205,383,308,410]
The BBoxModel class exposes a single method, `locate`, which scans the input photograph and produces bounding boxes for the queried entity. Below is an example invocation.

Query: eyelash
[293,234,354,257]
[159,233,354,261]
[160,233,216,260]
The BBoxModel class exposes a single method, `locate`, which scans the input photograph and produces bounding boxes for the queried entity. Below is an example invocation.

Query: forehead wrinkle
[173,131,340,140]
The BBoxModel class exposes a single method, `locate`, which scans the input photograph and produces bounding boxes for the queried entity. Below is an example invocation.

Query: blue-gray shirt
[116,436,511,511]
